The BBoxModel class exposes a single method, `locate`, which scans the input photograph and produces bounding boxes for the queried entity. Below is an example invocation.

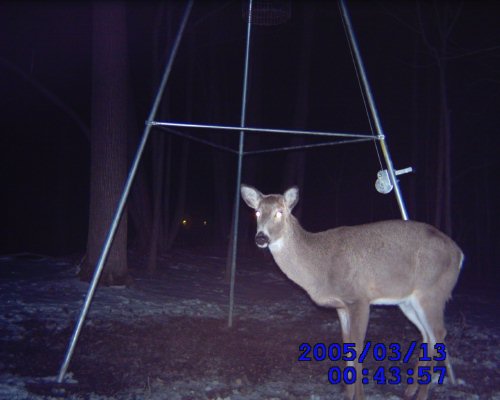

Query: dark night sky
[1,1,499,283]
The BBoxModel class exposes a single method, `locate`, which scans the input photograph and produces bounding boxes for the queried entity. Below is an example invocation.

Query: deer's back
[309,220,462,302]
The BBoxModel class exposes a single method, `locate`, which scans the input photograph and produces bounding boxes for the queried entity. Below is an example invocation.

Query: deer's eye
[275,210,283,219]
[255,210,261,218]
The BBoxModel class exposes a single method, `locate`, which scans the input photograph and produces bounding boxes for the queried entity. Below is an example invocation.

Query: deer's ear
[241,184,263,209]
[284,186,299,210]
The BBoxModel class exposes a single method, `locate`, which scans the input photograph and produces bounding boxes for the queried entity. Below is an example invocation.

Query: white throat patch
[269,238,284,252]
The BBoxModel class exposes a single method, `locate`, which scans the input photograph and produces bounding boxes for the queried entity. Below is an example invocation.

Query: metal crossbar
[244,137,374,155]
[154,124,374,155]
[157,125,239,154]
[149,120,375,140]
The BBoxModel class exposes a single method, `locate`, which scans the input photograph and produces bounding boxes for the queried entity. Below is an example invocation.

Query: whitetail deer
[241,184,463,400]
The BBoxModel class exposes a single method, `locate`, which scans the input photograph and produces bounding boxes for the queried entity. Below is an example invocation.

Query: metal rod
[339,0,409,220]
[57,1,193,383]
[244,137,373,155]
[156,126,372,156]
[156,126,239,154]
[149,120,374,139]
[228,0,253,328]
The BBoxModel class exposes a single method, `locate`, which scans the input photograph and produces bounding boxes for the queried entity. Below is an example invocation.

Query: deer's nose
[255,231,269,248]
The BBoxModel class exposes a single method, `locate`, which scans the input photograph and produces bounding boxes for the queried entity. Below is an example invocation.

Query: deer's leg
[337,302,370,400]
[415,299,455,384]
[402,295,448,400]
[413,295,452,400]
[337,308,355,400]
[412,298,455,384]
[444,348,456,384]
[400,300,428,399]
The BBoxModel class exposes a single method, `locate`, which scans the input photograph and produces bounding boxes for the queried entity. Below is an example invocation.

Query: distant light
[182,219,188,226]
[203,220,207,226]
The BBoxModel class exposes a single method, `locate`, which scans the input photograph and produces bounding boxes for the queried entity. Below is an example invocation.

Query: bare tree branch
[0,57,90,140]
[445,45,500,60]
[445,0,464,38]
[376,1,420,34]
[416,2,438,58]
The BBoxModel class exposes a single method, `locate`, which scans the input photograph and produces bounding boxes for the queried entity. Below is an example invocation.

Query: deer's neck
[269,215,319,290]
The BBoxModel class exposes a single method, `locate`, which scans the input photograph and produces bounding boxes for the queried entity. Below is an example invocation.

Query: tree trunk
[433,44,453,236]
[438,58,452,236]
[408,29,421,219]
[416,2,460,235]
[127,64,152,254]
[160,135,172,252]
[283,3,315,219]
[161,28,193,252]
[127,134,152,253]
[146,133,165,274]
[81,1,129,285]
[209,18,231,248]
[165,140,189,250]
[146,2,173,273]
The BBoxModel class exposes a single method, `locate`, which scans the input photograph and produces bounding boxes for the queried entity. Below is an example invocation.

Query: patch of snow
[0,252,498,399]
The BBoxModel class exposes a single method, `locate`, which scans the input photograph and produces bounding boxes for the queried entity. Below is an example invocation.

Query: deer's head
[241,185,299,249]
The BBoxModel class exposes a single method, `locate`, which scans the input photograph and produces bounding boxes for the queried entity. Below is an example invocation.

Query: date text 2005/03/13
[298,341,448,385]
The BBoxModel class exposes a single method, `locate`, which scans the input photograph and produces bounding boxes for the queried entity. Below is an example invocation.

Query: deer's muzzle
[255,231,270,248]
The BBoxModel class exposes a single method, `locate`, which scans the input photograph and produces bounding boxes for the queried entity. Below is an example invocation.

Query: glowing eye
[275,211,283,219]
[255,211,261,218]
